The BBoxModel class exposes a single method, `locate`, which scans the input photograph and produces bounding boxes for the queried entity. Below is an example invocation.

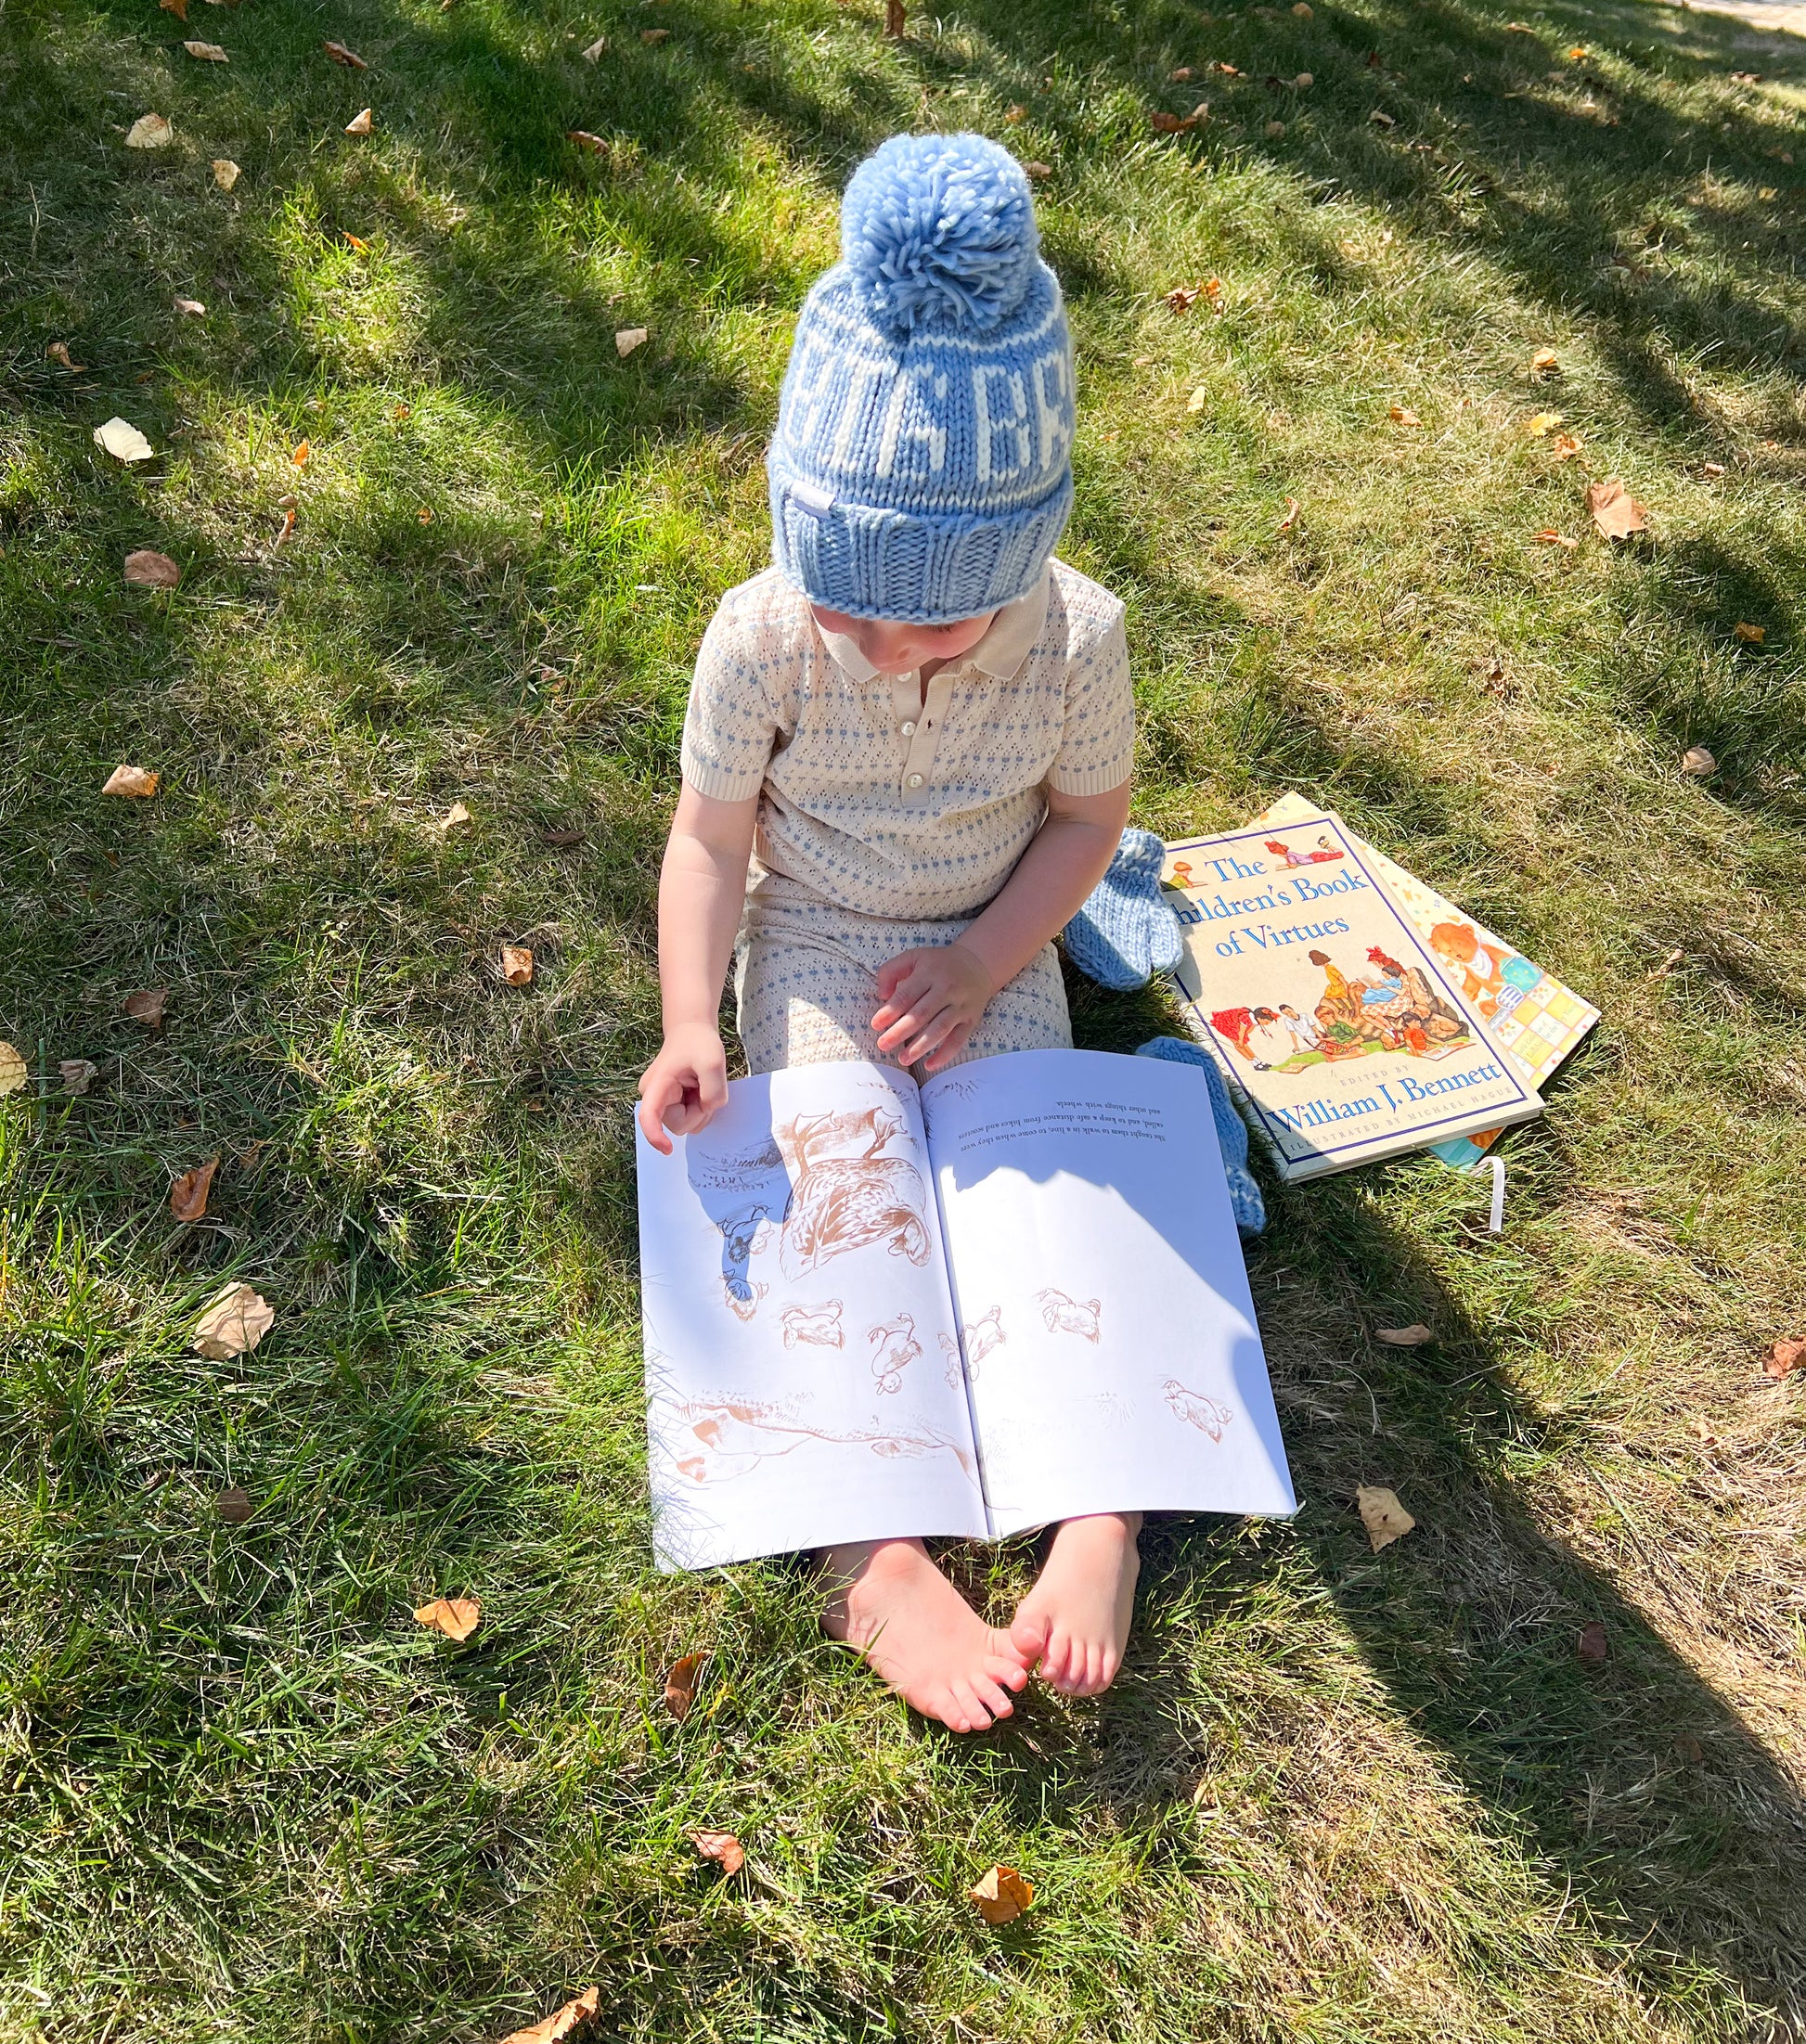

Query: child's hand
[871,941,997,1072]
[639,1023,729,1154]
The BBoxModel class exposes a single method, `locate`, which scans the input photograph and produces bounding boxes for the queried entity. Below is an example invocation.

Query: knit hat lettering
[768,133,1076,623]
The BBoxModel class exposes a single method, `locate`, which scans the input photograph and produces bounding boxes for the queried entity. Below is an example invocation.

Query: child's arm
[638,782,760,1153]
[871,778,1132,1071]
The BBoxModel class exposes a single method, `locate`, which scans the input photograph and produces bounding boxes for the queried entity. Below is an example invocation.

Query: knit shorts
[733,886,1072,1076]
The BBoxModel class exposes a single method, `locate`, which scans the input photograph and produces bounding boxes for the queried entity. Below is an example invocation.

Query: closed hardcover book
[1160,816,1543,1181]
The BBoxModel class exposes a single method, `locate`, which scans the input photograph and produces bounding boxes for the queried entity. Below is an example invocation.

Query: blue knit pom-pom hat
[768,133,1076,623]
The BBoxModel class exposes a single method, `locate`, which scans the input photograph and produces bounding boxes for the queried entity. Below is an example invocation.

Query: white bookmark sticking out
[1485,1153,1506,1234]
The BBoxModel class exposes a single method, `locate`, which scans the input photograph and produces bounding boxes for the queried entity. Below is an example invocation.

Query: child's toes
[970,1668,1017,1721]
[1041,1626,1078,1691]
[983,1650,1031,1695]
[948,1674,994,1732]
[1009,1607,1051,1668]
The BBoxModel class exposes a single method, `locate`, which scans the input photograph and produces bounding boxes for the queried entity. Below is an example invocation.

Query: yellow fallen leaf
[1522,410,1561,437]
[94,418,156,463]
[124,549,181,588]
[343,232,368,251]
[1566,43,1587,58]
[1186,386,1208,413]
[292,439,311,467]
[497,1986,601,2044]
[1732,621,1765,643]
[414,1595,482,1640]
[123,987,170,1027]
[664,1651,706,1719]
[103,764,160,797]
[1375,1323,1432,1345]
[59,1059,99,1095]
[174,295,206,315]
[968,1864,1034,1925]
[345,106,374,135]
[193,1281,275,1359]
[1530,346,1559,373]
[183,38,228,58]
[1388,404,1420,425]
[171,1156,219,1222]
[1585,476,1648,539]
[0,1043,26,1097]
[212,158,241,190]
[47,341,87,370]
[689,1830,745,1874]
[501,945,535,986]
[1357,1485,1415,1551]
[614,326,649,356]
[1549,431,1581,459]
[125,113,174,148]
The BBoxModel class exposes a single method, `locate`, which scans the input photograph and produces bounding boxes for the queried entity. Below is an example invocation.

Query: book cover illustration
[1253,792,1600,1166]
[1161,817,1543,1179]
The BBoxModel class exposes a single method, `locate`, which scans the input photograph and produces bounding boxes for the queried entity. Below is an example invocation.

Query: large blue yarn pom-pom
[840,133,1039,335]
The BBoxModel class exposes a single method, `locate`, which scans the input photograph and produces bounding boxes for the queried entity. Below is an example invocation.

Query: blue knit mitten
[1063,828,1185,991]
[1134,1035,1267,1237]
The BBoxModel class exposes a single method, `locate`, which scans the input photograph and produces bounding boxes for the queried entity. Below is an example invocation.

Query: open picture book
[636,1048,1296,1571]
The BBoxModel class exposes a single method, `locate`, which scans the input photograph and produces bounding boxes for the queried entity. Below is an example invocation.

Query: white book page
[637,1061,986,1569]
[921,1049,1296,1536]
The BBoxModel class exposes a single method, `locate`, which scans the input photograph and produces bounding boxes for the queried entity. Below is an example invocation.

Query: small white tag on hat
[789,480,837,521]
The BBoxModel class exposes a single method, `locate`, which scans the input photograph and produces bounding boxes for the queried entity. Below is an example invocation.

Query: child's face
[810,604,998,675]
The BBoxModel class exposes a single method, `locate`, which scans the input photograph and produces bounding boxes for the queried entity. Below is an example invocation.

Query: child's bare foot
[821,1536,1030,1732]
[1010,1511,1142,1698]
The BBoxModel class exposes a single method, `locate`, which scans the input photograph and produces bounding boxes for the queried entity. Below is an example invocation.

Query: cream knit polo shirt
[679,557,1134,923]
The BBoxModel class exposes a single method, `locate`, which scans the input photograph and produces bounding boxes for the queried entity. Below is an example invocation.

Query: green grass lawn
[3,0,1805,2028]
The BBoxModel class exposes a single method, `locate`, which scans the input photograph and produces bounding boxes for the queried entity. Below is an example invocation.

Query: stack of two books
[1160,794,1599,1183]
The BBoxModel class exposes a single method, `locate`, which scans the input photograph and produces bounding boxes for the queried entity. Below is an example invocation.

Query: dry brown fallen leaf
[689,1830,745,1874]
[171,1156,219,1222]
[193,1280,275,1359]
[124,549,182,588]
[1375,1323,1432,1346]
[345,106,374,135]
[1577,1619,1608,1665]
[47,341,87,370]
[1550,431,1581,459]
[60,1059,100,1095]
[1169,64,1194,80]
[216,1485,253,1523]
[125,113,175,148]
[124,987,170,1028]
[0,1043,26,1098]
[161,0,189,18]
[1005,101,1026,122]
[1357,1484,1415,1551]
[103,764,160,797]
[1294,70,1312,85]
[1766,1337,1805,1380]
[664,1651,706,1719]
[640,24,669,40]
[1702,459,1726,478]
[95,418,156,463]
[323,37,367,65]
[1151,109,1200,133]
[1532,528,1577,549]
[414,1595,482,1641]
[1732,621,1765,644]
[1277,495,1300,532]
[184,39,228,59]
[1530,347,1559,373]
[1368,108,1396,127]
[1024,161,1051,180]
[174,295,206,315]
[212,158,241,190]
[497,1986,601,2044]
[501,945,535,986]
[568,129,606,151]
[275,505,296,546]
[1586,477,1647,539]
[581,34,608,58]
[1388,404,1421,425]
[1292,2,1312,14]
[1167,282,1204,312]
[968,1864,1034,1925]
[1681,745,1716,776]
[1265,120,1286,138]
[614,326,649,355]
[440,801,472,829]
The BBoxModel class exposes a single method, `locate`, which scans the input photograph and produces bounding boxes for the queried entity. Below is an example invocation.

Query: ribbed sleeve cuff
[1048,752,1134,797]
[679,744,767,803]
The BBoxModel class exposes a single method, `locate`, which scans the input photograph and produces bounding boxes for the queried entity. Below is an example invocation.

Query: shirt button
[900,720,917,737]
[905,773,924,790]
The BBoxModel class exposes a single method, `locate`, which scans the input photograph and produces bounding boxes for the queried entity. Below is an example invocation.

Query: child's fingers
[638,1088,676,1155]
[921,1019,974,1073]
[872,950,923,1002]
[876,991,948,1055]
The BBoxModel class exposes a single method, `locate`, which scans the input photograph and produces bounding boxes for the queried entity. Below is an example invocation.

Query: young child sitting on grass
[638,133,1140,1734]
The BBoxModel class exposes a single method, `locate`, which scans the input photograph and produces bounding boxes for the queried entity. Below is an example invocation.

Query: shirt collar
[813,567,1051,686]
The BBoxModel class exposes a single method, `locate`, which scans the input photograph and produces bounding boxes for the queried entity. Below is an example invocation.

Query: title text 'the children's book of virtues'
[1161,816,1542,1180]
